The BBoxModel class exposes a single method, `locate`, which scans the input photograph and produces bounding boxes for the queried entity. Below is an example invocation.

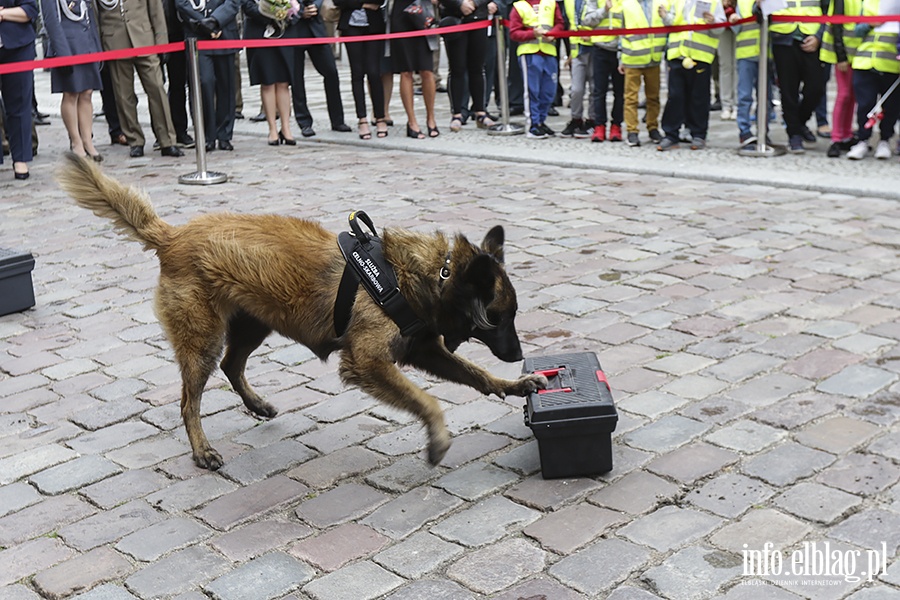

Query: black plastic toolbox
[523,352,618,479]
[0,248,35,316]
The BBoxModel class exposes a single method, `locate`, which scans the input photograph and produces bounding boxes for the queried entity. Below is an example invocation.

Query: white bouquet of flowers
[258,0,300,22]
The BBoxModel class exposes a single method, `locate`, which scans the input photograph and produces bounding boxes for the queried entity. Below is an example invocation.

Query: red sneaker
[591,124,606,143]
[609,123,622,142]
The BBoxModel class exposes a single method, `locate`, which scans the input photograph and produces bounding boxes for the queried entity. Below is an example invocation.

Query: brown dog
[58,154,547,470]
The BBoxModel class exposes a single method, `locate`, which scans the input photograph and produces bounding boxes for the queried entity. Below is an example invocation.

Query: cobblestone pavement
[1,54,899,600]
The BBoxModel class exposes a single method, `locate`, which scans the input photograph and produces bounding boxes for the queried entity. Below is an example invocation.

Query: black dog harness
[333,211,429,338]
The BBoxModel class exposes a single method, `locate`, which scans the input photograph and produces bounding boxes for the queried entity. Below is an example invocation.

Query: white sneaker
[720,108,731,121]
[847,140,869,160]
[875,140,892,159]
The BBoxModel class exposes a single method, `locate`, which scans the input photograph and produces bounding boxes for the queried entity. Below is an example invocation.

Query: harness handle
[348,211,377,245]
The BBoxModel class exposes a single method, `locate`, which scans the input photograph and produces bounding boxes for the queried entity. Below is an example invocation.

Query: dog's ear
[464,254,498,300]
[481,226,505,263]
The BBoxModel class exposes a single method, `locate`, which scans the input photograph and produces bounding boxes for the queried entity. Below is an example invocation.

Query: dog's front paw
[193,446,224,470]
[427,431,451,466]
[508,373,549,397]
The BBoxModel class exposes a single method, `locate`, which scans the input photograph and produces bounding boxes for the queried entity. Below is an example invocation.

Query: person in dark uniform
[291,0,349,137]
[240,0,298,145]
[0,0,38,179]
[162,0,194,147]
[176,0,240,151]
[41,0,104,161]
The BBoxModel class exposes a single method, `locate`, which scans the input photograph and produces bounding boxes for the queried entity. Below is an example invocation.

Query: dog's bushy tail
[57,152,173,252]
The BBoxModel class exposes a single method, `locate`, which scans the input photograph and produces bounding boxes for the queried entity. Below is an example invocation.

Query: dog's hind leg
[340,352,451,466]
[220,311,276,418]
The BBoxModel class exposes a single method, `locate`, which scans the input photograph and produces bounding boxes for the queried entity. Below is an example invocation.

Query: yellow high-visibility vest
[819,0,862,63]
[734,0,761,59]
[590,1,625,46]
[666,0,723,64]
[515,0,559,56]
[770,0,822,37]
[851,0,900,73]
[564,0,594,53]
[620,0,667,66]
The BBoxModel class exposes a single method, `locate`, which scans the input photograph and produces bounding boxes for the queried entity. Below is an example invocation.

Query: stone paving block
[286,446,387,489]
[430,495,540,547]
[742,442,836,487]
[434,462,519,501]
[365,424,428,457]
[298,415,390,455]
[786,348,865,381]
[623,414,711,453]
[372,532,465,579]
[59,499,162,551]
[845,588,900,600]
[491,440,542,476]
[705,420,786,454]
[710,508,811,554]
[116,516,213,561]
[492,577,585,600]
[549,538,651,596]
[384,579,479,600]
[619,505,723,552]
[725,373,812,407]
[364,455,442,493]
[69,398,149,431]
[0,481,42,518]
[679,397,753,425]
[66,421,160,455]
[660,373,731,400]
[523,503,623,554]
[145,473,238,512]
[124,546,231,599]
[829,508,900,554]
[231,412,316,448]
[773,481,862,525]
[649,352,717,376]
[717,582,803,599]
[204,552,316,600]
[362,485,464,539]
[195,475,309,531]
[504,475,601,511]
[210,520,313,562]
[80,468,170,509]
[302,561,403,600]
[642,546,743,600]
[446,537,546,595]
[795,417,881,454]
[0,584,43,600]
[589,471,681,514]
[751,392,845,430]
[0,537,77,587]
[687,473,776,519]
[105,435,187,469]
[869,430,900,461]
[70,584,141,599]
[289,523,389,571]
[217,440,317,485]
[30,454,122,495]
[0,443,79,485]
[33,546,132,599]
[647,442,739,484]
[617,390,689,419]
[816,452,900,496]
[703,352,782,384]
[608,586,665,599]
[0,494,96,545]
[817,364,897,398]
[443,399,512,436]
[301,388,376,423]
[438,431,512,469]
[295,482,390,528]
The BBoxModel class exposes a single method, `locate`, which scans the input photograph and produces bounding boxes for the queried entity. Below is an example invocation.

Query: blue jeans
[736,57,774,139]
[521,52,557,126]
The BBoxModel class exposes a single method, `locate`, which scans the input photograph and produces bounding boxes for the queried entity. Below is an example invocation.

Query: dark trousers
[166,48,190,138]
[591,46,623,126]
[853,68,900,143]
[507,36,524,111]
[772,40,824,137]
[292,44,345,129]
[445,28,488,115]
[197,52,236,143]
[0,44,35,164]
[99,65,124,139]
[344,32,385,120]
[661,59,712,141]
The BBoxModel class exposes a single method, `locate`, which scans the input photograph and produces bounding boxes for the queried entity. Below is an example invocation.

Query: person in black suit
[290,0,349,137]
[0,0,38,179]
[333,0,387,138]
[162,0,194,148]
[176,0,240,151]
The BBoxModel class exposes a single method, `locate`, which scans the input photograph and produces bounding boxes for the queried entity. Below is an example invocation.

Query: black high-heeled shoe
[375,118,389,138]
[406,124,425,139]
[278,131,296,146]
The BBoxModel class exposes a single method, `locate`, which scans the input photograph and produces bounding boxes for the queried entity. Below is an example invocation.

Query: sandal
[406,123,425,139]
[358,119,372,140]
[449,116,463,132]
[375,118,389,138]
[476,113,495,129]
[428,125,440,138]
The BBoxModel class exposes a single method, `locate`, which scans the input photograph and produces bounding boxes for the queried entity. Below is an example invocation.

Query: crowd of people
[0,0,898,180]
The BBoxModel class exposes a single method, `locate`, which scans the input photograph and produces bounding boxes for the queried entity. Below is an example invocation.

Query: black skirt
[390,0,434,73]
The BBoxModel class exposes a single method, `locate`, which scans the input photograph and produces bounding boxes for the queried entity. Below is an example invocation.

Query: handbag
[321,0,341,23]
[402,0,434,30]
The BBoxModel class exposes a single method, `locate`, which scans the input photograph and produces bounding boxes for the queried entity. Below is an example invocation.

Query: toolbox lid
[0,248,35,269]
[524,352,617,424]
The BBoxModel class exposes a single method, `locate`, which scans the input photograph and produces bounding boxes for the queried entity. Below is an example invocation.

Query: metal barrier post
[487,15,525,136]
[179,37,228,185]
[738,12,784,157]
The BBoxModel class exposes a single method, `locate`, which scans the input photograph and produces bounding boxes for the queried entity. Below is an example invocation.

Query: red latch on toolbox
[535,367,573,394]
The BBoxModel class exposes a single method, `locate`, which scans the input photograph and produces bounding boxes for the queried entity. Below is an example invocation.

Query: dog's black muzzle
[472,320,524,362]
